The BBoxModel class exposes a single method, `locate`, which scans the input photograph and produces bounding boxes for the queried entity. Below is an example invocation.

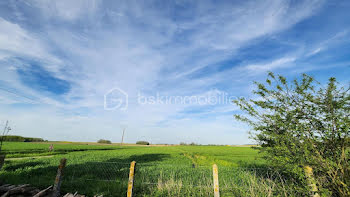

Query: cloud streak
[0,0,348,144]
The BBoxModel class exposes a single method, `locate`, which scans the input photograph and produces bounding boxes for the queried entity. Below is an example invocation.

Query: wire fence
[56,161,303,197]
[0,156,309,196]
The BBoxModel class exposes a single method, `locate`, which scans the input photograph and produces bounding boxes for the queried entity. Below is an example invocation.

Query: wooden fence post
[0,154,5,170]
[304,165,320,197]
[52,158,67,197]
[127,161,136,197]
[213,164,220,197]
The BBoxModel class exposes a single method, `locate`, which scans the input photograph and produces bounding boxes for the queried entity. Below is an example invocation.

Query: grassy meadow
[0,142,301,196]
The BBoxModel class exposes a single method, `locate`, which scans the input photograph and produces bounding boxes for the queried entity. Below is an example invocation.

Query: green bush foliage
[1,135,44,142]
[136,141,150,145]
[97,139,112,144]
[233,73,350,196]
[179,142,198,146]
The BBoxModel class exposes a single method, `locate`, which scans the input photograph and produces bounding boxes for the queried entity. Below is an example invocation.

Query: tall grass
[0,142,307,196]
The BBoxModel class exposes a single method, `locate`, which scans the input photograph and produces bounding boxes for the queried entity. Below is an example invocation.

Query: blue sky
[0,0,349,144]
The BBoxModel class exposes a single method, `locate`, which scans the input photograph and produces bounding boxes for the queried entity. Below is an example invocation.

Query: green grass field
[0,142,300,197]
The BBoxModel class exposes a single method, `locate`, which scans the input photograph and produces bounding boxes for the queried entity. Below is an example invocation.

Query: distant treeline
[180,142,198,146]
[97,139,112,144]
[136,141,150,145]
[1,135,45,142]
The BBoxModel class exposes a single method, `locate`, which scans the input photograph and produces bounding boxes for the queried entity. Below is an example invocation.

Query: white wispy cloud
[306,30,349,57]
[0,0,334,144]
[31,0,100,22]
[0,18,59,64]
[244,57,296,71]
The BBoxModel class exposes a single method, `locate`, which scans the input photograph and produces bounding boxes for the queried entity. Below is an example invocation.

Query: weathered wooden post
[0,154,5,170]
[304,165,320,197]
[52,158,67,197]
[127,161,136,197]
[213,164,220,197]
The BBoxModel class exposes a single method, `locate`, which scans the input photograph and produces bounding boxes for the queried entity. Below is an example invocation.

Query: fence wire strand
[56,161,301,196]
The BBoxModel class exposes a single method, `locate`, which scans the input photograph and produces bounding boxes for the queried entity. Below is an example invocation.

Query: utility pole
[2,120,8,134]
[1,120,9,152]
[120,128,126,146]
[1,120,10,169]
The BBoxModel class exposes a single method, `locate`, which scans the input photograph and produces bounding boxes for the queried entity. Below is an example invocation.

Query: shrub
[179,142,198,146]
[136,141,150,145]
[233,73,350,196]
[23,137,45,142]
[1,135,44,142]
[97,139,112,144]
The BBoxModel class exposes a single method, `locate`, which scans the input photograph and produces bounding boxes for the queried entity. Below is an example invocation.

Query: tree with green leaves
[233,73,349,196]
